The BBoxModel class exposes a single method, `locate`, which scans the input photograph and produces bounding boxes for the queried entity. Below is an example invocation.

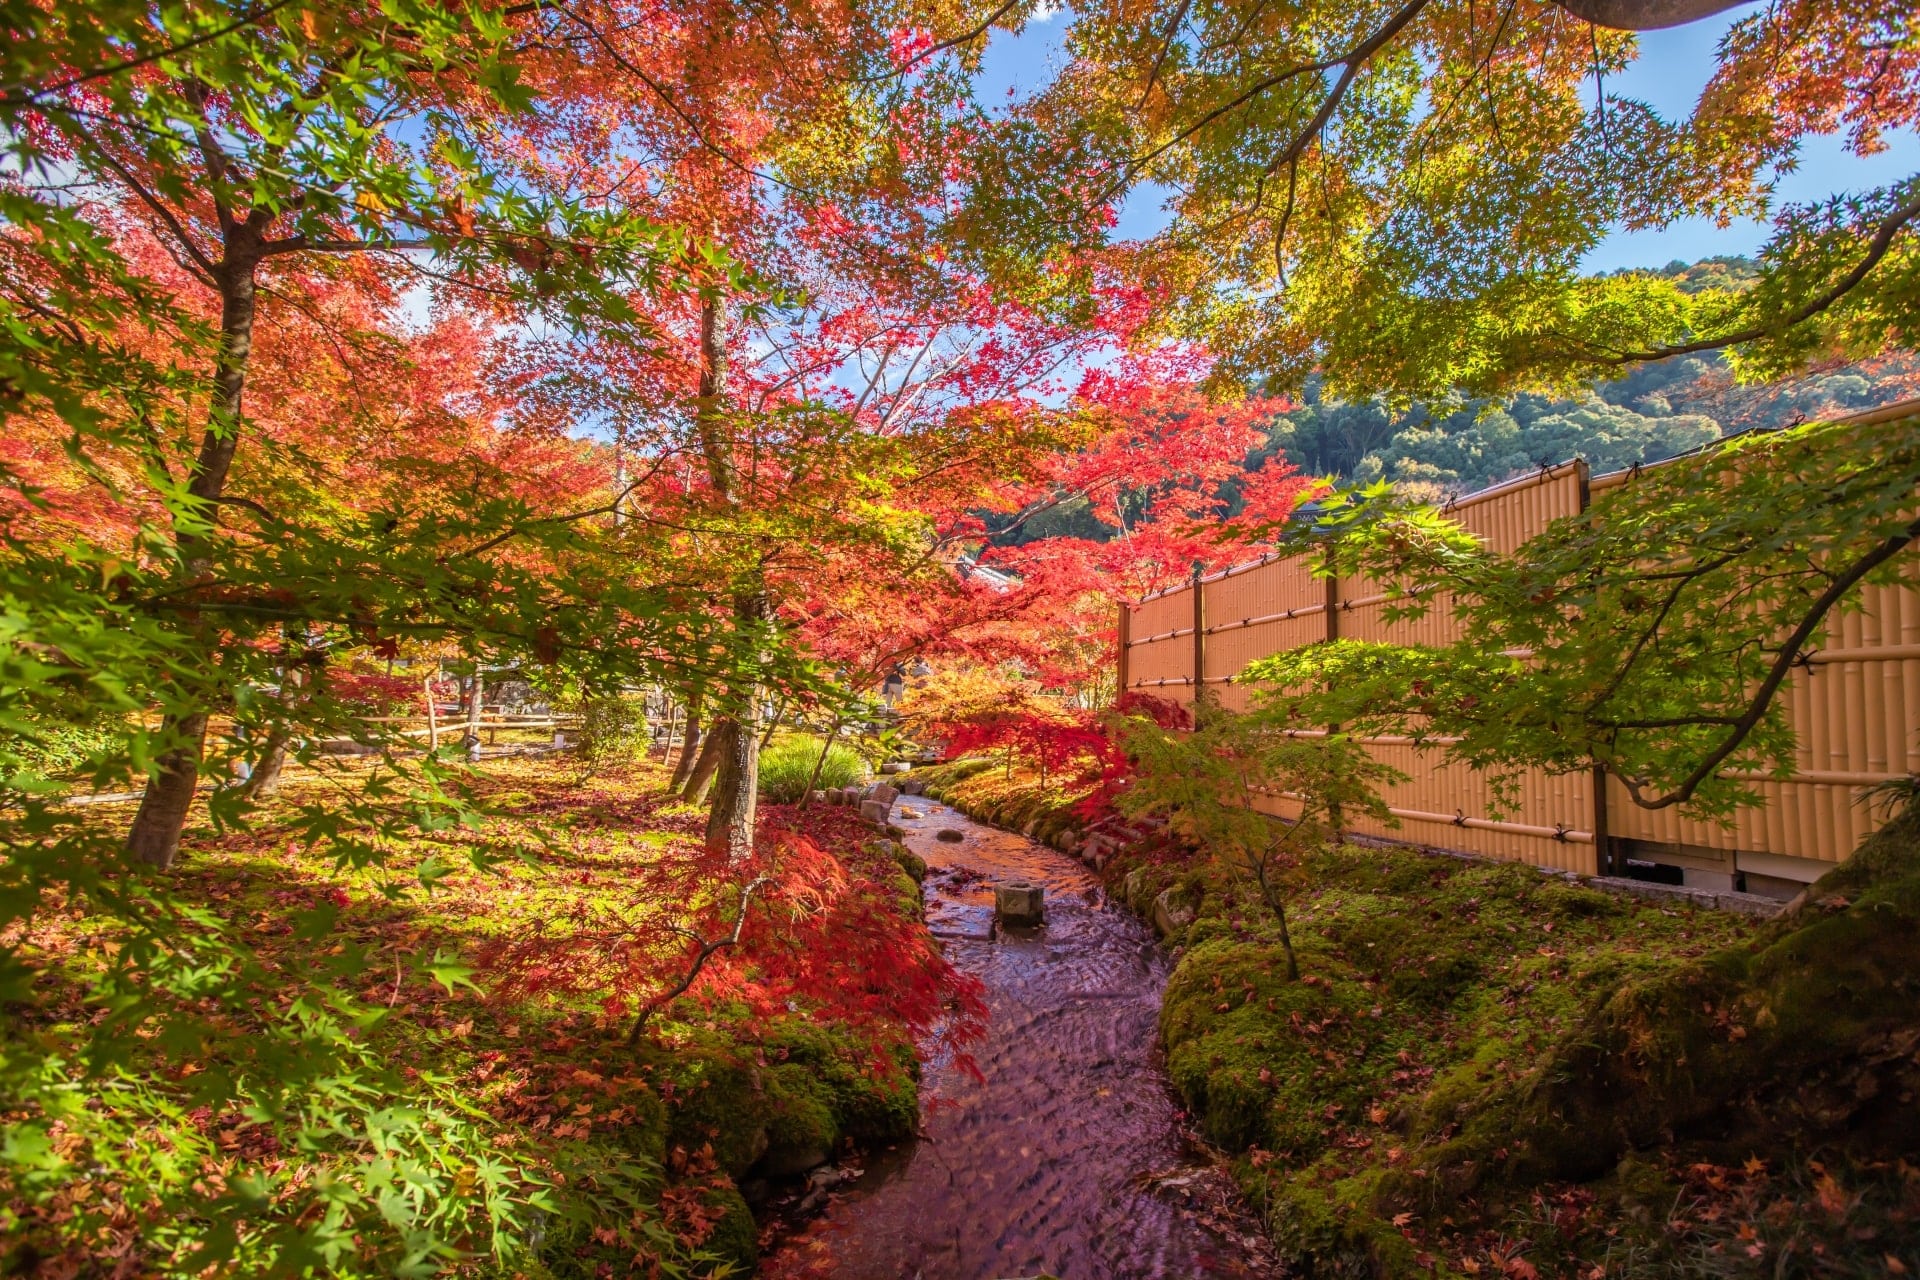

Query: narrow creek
[762,797,1277,1279]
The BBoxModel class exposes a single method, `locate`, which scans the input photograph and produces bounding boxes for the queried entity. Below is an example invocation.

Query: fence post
[1324,548,1340,642]
[1116,601,1131,706]
[1574,459,1615,877]
[1322,546,1347,838]
[1191,563,1207,708]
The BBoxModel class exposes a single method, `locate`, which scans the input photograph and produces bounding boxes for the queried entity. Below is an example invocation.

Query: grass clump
[758,734,864,803]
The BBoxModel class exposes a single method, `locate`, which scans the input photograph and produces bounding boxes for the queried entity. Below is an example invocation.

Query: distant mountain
[1248,255,1919,502]
[1253,345,1919,504]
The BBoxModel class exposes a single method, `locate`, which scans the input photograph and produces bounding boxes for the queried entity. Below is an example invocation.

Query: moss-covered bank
[1127,814,1920,1278]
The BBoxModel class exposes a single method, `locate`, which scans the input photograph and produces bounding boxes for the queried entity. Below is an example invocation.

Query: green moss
[893,845,927,882]
[1154,810,1920,1276]
[641,1036,771,1177]
[695,1182,758,1274]
[762,1022,919,1145]
[764,1061,840,1155]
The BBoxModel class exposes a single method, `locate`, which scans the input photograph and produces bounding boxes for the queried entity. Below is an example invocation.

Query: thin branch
[89,149,219,280]
[625,875,771,1045]
[543,3,797,192]
[1259,0,1431,183]
[866,0,1025,82]
[1100,0,1430,202]
[1614,515,1920,809]
[0,0,299,107]
[1591,192,1920,365]
[1136,0,1196,110]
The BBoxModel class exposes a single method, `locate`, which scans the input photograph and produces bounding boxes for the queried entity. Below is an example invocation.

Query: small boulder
[859,799,890,824]
[808,789,828,805]
[935,828,965,843]
[899,779,926,796]
[880,761,911,775]
[1152,885,1198,939]
[757,1141,832,1179]
[863,782,900,808]
[995,881,1045,926]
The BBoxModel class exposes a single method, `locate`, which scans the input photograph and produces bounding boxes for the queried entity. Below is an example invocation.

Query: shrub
[1,706,128,782]
[569,693,648,768]
[759,735,863,803]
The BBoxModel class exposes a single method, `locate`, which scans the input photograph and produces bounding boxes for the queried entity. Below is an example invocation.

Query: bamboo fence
[1117,401,1920,889]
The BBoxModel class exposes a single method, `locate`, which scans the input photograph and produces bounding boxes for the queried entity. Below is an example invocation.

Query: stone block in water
[995,881,1045,926]
[859,799,890,824]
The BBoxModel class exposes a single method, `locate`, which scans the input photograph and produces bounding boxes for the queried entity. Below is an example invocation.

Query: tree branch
[1101,0,1430,202]
[0,0,299,107]
[1613,515,1920,809]
[625,875,770,1044]
[1592,192,1920,366]
[866,0,1025,82]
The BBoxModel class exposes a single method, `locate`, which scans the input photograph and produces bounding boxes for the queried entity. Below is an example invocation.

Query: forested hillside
[1260,258,1920,500]
[995,259,1920,548]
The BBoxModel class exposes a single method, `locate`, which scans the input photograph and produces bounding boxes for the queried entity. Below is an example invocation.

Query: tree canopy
[986,0,1917,399]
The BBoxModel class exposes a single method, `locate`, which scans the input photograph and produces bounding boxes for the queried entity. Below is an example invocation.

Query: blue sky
[973,2,1918,272]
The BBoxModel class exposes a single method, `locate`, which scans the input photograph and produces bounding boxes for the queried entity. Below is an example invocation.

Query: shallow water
[762,798,1277,1279]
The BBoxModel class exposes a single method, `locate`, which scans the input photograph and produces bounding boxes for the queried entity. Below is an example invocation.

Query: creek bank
[758,789,1277,1278]
[910,758,1920,1277]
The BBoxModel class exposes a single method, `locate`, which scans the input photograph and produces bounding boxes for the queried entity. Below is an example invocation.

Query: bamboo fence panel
[1200,554,1324,713]
[1605,566,1920,867]
[1126,588,1198,705]
[1115,405,1920,882]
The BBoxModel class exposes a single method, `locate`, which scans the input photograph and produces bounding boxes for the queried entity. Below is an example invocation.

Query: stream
[761,797,1277,1279]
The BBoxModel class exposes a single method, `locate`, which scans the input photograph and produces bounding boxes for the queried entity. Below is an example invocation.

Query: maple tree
[979,0,1919,400]
[0,2,1006,1270]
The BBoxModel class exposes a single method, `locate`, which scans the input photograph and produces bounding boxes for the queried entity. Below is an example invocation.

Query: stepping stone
[995,881,1045,926]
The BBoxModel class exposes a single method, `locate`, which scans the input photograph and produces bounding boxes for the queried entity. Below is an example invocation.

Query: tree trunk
[425,673,440,752]
[1551,0,1744,29]
[1274,899,1301,981]
[669,690,705,791]
[796,711,848,809]
[759,695,786,751]
[238,623,318,801]
[681,720,731,804]
[126,241,259,870]
[704,587,769,862]
[684,289,764,860]
[463,670,484,760]
[704,707,759,862]
[125,712,211,868]
[238,731,290,799]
